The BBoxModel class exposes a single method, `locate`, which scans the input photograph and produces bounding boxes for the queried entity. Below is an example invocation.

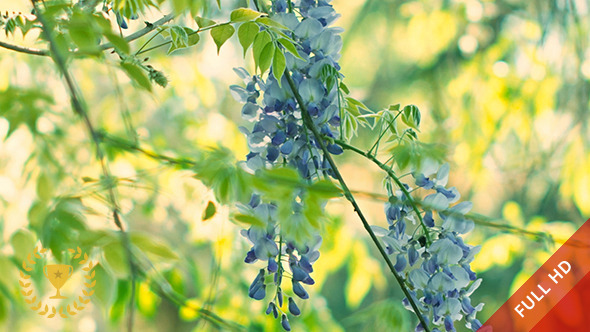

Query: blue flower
[273,0,287,13]
[288,297,301,316]
[444,315,455,331]
[281,314,291,331]
[292,280,309,299]
[249,269,266,300]
[394,253,407,272]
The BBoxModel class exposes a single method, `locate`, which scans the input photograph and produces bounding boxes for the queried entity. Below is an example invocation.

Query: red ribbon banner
[479,218,590,332]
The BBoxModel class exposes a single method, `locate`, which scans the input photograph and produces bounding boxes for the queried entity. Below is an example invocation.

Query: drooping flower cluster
[230,2,344,176]
[232,1,483,331]
[374,163,484,331]
[231,0,345,329]
[239,194,321,311]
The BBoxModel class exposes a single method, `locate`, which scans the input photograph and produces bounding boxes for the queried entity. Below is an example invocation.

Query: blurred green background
[0,0,589,331]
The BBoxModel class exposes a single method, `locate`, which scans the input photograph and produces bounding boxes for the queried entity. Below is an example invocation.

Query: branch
[101,13,176,51]
[0,40,47,55]
[98,132,197,168]
[348,187,563,244]
[32,3,138,330]
[333,139,581,249]
[103,128,563,247]
[0,12,175,57]
[284,71,431,332]
[334,138,432,244]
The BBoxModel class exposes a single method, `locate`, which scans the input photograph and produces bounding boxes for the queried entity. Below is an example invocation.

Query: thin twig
[103,13,175,50]
[122,243,246,331]
[348,188,565,244]
[98,132,197,168]
[284,71,431,332]
[135,21,231,55]
[0,12,175,57]
[335,138,432,244]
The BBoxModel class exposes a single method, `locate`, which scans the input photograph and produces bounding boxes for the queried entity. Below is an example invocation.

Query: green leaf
[401,104,421,130]
[340,82,350,94]
[258,42,275,75]
[121,62,152,91]
[346,97,370,112]
[272,47,286,82]
[202,201,216,221]
[39,198,88,261]
[104,32,130,54]
[69,12,100,53]
[308,180,342,199]
[210,24,235,54]
[28,201,48,231]
[390,140,446,170]
[103,241,128,277]
[79,230,115,248]
[10,229,36,263]
[93,263,115,306]
[185,28,201,46]
[252,30,272,72]
[238,21,259,56]
[192,147,252,204]
[36,172,53,202]
[277,38,303,59]
[233,213,265,227]
[195,16,216,28]
[130,233,179,260]
[0,256,16,287]
[110,280,130,322]
[0,88,53,137]
[230,8,261,22]
[342,112,359,141]
[92,12,112,31]
[255,17,288,30]
[168,25,189,54]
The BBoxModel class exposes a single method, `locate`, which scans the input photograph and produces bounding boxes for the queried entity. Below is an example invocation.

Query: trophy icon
[43,264,73,299]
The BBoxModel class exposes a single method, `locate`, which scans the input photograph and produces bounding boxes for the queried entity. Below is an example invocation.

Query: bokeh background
[0,0,589,331]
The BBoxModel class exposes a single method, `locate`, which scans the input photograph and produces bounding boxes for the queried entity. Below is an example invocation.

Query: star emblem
[54,270,63,278]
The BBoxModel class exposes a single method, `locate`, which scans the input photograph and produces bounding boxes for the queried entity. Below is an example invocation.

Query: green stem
[135,22,231,55]
[334,139,432,245]
[284,71,431,332]
[368,108,403,156]
[130,249,245,331]
[134,28,165,56]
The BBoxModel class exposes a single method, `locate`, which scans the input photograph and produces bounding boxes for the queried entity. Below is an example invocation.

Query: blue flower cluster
[231,1,345,329]
[375,164,483,331]
[239,195,323,330]
[230,1,344,177]
[232,1,483,330]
